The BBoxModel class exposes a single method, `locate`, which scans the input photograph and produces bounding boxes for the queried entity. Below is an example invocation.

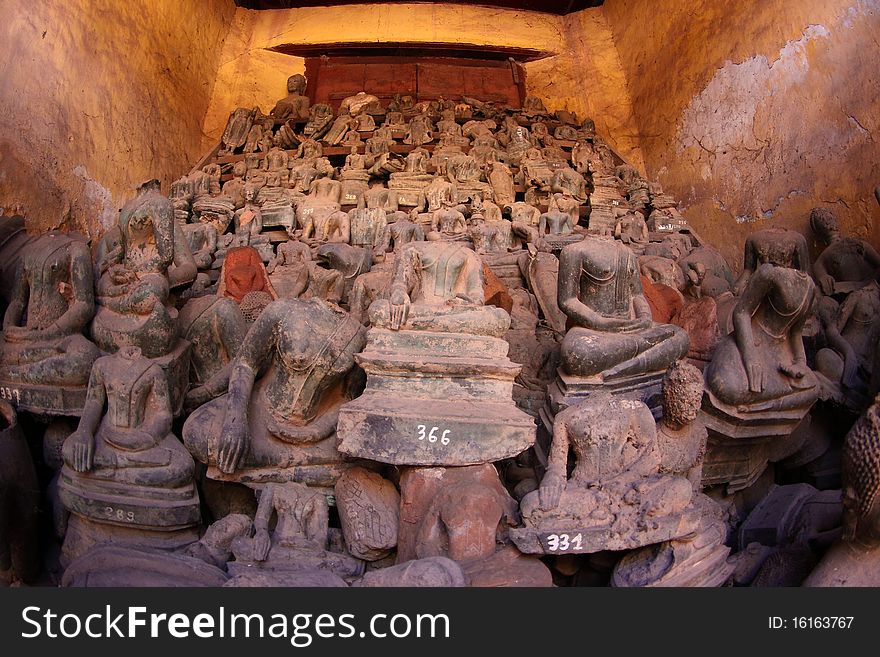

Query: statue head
[810,207,840,245]
[287,74,306,96]
[232,161,247,178]
[842,395,880,545]
[661,360,704,430]
[244,184,258,204]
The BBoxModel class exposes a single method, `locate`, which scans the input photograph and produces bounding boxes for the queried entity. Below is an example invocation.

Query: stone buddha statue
[368,241,509,337]
[270,74,310,122]
[804,395,880,586]
[702,230,818,492]
[557,235,689,382]
[338,241,534,466]
[512,393,698,554]
[182,298,367,482]
[810,207,880,296]
[59,345,200,559]
[91,181,179,359]
[0,233,100,402]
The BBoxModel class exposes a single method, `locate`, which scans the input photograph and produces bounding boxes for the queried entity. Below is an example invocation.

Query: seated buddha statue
[270,74,310,122]
[810,207,880,296]
[59,345,200,553]
[0,233,100,392]
[182,298,367,479]
[512,392,697,554]
[368,241,509,338]
[558,235,689,381]
[704,238,817,413]
[90,181,179,359]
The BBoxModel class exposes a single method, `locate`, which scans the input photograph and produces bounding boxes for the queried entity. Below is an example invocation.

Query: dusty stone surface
[397,464,518,564]
[354,556,466,587]
[335,467,400,561]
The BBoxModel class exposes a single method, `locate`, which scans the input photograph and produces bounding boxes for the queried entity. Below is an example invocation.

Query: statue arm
[63,363,106,471]
[141,369,173,447]
[2,261,28,330]
[538,213,547,236]
[733,264,772,392]
[218,305,278,473]
[52,243,97,337]
[539,414,570,510]
[812,253,835,296]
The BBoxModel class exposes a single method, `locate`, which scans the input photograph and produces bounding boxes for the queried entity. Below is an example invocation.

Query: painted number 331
[417,425,451,446]
[546,533,584,551]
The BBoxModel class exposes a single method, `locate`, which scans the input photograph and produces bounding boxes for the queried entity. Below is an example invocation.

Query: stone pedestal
[60,502,200,566]
[542,366,666,434]
[388,174,433,207]
[0,379,88,416]
[337,328,535,466]
[509,504,701,556]
[701,391,812,493]
[340,170,370,205]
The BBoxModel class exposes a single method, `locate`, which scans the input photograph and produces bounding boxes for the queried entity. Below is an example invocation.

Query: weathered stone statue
[488,161,515,207]
[91,180,191,418]
[804,395,880,586]
[183,298,367,485]
[810,207,880,296]
[59,346,201,561]
[220,107,257,155]
[303,103,333,140]
[178,293,248,412]
[702,231,818,492]
[0,233,100,415]
[550,235,689,414]
[337,241,534,465]
[815,282,880,410]
[270,74,310,122]
[339,91,379,117]
[511,393,699,554]
[229,482,363,579]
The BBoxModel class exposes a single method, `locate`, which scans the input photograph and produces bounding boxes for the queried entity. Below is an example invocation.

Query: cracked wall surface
[0,0,236,237]
[604,0,880,268]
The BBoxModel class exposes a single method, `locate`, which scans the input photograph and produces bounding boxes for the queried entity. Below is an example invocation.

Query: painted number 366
[417,425,451,446]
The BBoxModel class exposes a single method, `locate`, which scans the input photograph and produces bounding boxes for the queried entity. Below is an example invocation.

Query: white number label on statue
[416,425,451,446]
[0,387,21,403]
[544,533,584,552]
[104,506,136,523]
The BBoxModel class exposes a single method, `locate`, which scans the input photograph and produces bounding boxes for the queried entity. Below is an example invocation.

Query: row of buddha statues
[1,79,879,587]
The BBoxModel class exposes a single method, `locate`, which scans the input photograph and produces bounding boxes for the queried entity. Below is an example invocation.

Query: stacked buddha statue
[91,180,193,416]
[0,232,100,415]
[337,240,535,465]
[59,345,201,562]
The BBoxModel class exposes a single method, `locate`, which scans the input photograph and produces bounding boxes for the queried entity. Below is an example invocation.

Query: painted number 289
[417,425,451,446]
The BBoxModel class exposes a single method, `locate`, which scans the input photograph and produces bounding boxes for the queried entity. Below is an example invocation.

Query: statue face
[287,74,306,95]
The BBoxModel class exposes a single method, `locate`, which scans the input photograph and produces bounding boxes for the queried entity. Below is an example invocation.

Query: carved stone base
[337,329,535,466]
[0,379,87,416]
[542,367,665,431]
[58,467,201,532]
[701,390,813,493]
[509,506,700,555]
[60,514,200,566]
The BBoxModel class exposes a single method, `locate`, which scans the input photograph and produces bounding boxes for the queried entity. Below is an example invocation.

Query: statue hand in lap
[388,286,411,331]
[63,429,95,473]
[219,397,250,474]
